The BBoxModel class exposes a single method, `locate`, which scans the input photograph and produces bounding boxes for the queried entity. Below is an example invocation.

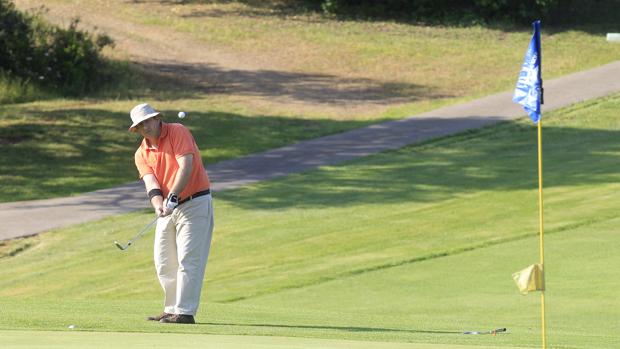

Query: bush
[313,0,619,25]
[315,0,555,22]
[0,1,35,79]
[0,0,113,96]
[31,18,114,95]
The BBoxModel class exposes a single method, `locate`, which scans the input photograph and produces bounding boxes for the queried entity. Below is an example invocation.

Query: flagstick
[537,119,547,349]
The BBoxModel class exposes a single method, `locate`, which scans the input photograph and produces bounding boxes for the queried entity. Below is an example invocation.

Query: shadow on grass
[140,0,620,35]
[0,107,378,201]
[99,60,444,106]
[200,321,461,335]
[219,118,620,210]
[3,98,619,207]
[4,106,619,207]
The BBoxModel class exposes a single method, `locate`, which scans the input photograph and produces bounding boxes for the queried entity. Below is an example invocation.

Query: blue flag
[513,21,542,123]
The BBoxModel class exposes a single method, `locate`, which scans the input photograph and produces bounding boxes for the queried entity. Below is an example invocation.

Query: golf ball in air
[68,324,76,329]
[178,111,186,119]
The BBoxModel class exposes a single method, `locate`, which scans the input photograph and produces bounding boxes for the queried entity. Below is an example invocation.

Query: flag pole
[537,118,547,349]
[512,20,547,348]
[535,19,547,349]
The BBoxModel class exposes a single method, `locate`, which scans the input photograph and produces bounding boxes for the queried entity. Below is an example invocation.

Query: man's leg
[154,216,179,314]
[173,195,214,316]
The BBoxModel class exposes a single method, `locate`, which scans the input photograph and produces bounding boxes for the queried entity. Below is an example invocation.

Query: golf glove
[165,193,179,211]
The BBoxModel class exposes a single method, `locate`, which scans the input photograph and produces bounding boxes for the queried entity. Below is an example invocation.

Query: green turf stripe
[0,330,529,349]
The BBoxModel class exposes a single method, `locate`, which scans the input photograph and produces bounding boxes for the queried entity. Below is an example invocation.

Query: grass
[3,0,620,202]
[0,73,52,104]
[0,99,376,202]
[0,330,529,349]
[18,0,619,108]
[118,0,620,98]
[0,95,619,348]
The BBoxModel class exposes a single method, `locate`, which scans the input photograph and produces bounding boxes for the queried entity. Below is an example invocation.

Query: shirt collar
[159,121,169,139]
[142,121,168,150]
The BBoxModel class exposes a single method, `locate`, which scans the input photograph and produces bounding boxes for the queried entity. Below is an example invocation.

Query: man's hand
[154,203,165,217]
[163,193,179,216]
[143,175,166,217]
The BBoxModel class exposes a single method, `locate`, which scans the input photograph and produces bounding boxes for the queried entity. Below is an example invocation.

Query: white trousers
[154,194,214,316]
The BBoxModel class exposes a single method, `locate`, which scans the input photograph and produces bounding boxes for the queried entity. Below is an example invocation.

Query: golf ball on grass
[68,324,76,329]
[178,111,186,119]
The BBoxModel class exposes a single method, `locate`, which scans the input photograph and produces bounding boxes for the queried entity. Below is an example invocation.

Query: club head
[114,241,127,251]
[113,216,157,252]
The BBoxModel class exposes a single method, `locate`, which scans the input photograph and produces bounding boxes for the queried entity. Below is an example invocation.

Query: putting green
[1,330,528,349]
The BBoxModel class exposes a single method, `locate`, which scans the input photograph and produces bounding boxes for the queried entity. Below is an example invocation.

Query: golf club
[463,328,506,335]
[114,216,158,251]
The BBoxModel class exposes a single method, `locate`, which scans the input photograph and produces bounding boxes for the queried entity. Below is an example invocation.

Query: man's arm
[143,174,164,217]
[170,154,194,196]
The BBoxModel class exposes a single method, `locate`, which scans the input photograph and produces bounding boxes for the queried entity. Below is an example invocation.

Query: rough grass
[0,73,51,104]
[120,1,620,96]
[0,95,618,348]
[10,0,620,111]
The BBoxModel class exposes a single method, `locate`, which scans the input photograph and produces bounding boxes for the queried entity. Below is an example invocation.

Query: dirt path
[14,0,406,116]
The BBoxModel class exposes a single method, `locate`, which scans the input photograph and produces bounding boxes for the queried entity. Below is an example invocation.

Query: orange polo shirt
[134,122,210,200]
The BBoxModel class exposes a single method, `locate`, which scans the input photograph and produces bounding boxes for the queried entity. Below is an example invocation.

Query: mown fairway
[2,0,620,202]
[1,95,619,348]
[0,331,530,349]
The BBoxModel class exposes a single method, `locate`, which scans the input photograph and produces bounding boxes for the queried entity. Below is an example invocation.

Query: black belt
[179,189,210,205]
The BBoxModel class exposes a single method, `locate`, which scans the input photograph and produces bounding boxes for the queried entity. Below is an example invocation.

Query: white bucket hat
[129,103,161,131]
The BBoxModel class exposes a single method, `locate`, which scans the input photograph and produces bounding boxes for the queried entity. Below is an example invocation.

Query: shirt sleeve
[134,149,153,179]
[170,124,197,159]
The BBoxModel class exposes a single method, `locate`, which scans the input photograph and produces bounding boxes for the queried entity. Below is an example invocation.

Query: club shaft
[127,216,158,245]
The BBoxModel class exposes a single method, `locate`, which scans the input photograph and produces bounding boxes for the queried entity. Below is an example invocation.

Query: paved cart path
[2,61,620,241]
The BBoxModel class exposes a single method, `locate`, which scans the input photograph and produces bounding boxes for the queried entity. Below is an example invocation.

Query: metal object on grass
[463,328,507,335]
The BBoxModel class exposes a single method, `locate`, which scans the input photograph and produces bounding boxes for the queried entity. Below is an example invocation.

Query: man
[129,103,214,324]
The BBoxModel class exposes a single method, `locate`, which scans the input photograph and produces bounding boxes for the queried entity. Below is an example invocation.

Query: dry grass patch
[13,0,620,119]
